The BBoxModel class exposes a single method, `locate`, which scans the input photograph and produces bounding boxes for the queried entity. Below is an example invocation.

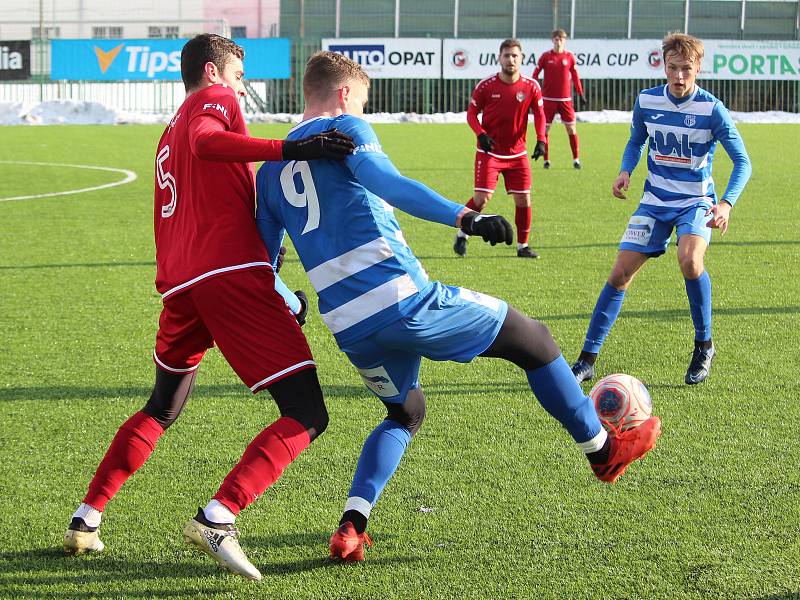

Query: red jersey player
[63,34,354,580]
[454,38,547,259]
[532,29,585,169]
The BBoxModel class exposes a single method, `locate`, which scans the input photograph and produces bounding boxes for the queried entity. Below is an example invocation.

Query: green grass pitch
[0,122,798,599]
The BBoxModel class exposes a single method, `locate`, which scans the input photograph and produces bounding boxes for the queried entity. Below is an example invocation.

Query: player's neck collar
[289,115,327,134]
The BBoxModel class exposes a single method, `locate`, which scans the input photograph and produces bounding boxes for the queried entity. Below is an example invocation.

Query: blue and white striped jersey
[621,84,751,209]
[256,114,463,346]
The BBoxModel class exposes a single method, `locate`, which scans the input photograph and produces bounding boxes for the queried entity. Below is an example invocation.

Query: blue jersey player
[256,51,662,562]
[571,33,751,386]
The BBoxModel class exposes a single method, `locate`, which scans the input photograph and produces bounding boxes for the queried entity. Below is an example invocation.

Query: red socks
[544,137,550,161]
[83,411,164,511]
[515,206,532,245]
[465,197,481,212]
[569,133,580,160]
[214,416,310,515]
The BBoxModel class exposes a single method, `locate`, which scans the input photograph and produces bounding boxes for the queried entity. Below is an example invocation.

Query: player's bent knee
[480,307,561,371]
[142,368,197,429]
[267,368,329,441]
[383,389,426,436]
[679,257,704,279]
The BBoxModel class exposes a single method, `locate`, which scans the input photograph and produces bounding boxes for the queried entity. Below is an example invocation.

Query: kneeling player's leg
[332,342,423,549]
[70,296,210,537]
[341,389,426,536]
[192,270,324,522]
[480,307,609,463]
[208,369,326,523]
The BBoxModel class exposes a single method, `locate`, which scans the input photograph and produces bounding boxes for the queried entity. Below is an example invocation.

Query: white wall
[0,0,280,40]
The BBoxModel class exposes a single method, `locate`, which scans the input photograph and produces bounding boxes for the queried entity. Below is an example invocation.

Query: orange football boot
[329,521,373,562]
[592,416,662,483]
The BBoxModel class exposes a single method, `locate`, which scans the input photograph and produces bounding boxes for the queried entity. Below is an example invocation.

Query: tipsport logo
[94,43,181,78]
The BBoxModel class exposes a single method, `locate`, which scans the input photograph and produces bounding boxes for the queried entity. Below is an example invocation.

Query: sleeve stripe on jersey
[307,236,395,292]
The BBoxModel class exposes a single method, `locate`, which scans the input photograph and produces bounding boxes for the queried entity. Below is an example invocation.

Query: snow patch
[2,100,798,126]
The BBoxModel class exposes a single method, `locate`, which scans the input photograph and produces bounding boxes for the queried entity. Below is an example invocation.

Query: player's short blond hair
[303,51,370,104]
[552,29,568,39]
[662,32,704,64]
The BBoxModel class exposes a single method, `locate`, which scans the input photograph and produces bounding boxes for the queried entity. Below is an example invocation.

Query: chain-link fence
[281,0,800,40]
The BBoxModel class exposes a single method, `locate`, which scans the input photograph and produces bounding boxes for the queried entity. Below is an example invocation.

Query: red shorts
[474,152,531,195]
[543,99,576,125]
[153,268,315,393]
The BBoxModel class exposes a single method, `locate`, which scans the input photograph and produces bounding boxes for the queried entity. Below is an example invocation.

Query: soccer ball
[590,374,653,434]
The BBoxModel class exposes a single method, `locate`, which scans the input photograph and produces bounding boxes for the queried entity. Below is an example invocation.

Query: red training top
[153,83,284,298]
[466,74,546,159]
[532,50,584,101]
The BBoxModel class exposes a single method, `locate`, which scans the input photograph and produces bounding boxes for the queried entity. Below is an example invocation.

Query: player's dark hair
[662,32,704,64]
[303,50,370,104]
[180,33,244,92]
[552,28,568,39]
[499,38,522,54]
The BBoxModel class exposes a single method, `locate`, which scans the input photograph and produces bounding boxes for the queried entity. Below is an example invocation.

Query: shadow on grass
[0,541,421,598]
[540,305,800,322]
[0,381,534,403]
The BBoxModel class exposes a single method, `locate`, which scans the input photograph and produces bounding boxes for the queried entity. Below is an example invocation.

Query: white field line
[0,161,137,202]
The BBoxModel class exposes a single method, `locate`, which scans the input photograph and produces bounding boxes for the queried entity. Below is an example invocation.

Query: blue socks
[348,419,411,508]
[583,283,626,354]
[526,355,604,446]
[685,271,712,342]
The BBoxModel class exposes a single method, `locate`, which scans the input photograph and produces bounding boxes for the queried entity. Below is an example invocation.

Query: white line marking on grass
[0,161,137,202]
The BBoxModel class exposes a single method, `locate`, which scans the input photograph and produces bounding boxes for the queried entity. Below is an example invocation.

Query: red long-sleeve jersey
[532,50,584,101]
[153,83,285,298]
[466,74,546,158]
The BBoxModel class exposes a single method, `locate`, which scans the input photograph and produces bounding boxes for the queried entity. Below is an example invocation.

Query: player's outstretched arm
[459,211,513,246]
[353,154,465,227]
[283,129,355,161]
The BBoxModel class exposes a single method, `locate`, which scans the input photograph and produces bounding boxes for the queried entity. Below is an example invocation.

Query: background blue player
[256,51,661,561]
[571,33,752,386]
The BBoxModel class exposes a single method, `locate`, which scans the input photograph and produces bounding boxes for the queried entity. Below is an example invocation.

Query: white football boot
[63,518,105,555]
[183,510,262,581]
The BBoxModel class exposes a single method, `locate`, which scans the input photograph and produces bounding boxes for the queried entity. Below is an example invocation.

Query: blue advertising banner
[51,38,290,80]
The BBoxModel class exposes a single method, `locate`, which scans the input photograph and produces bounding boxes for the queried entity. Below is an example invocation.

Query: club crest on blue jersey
[684,114,696,127]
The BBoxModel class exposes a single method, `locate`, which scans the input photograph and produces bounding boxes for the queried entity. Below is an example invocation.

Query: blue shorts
[339,282,508,403]
[618,203,712,257]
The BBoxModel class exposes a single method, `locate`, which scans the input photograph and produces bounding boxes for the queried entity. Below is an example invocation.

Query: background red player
[454,38,547,259]
[532,29,585,169]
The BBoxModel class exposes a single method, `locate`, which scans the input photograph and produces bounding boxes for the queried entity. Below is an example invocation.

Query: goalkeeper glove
[460,211,513,246]
[294,290,309,327]
[532,141,546,161]
[283,129,355,161]
[477,133,495,153]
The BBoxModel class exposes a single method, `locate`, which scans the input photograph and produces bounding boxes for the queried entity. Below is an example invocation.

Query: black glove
[275,246,286,273]
[460,211,513,246]
[532,140,546,161]
[282,129,355,161]
[578,95,587,106]
[294,290,309,327]
[477,132,495,153]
